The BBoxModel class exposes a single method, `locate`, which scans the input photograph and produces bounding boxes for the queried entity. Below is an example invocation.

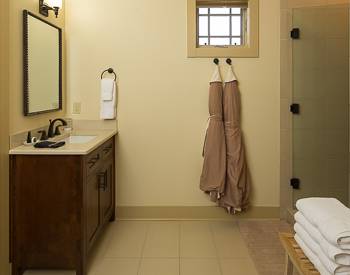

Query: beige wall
[0,0,10,273]
[9,0,66,135]
[66,0,281,207]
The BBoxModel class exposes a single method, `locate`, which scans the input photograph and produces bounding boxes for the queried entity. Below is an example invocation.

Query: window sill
[188,44,259,58]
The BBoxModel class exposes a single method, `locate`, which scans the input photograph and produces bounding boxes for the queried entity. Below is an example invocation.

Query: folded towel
[100,80,116,120]
[295,234,331,275]
[101,78,114,101]
[295,212,350,265]
[296,198,350,249]
[295,223,350,274]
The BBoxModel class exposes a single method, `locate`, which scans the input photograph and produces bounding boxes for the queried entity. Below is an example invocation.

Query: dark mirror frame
[23,10,63,116]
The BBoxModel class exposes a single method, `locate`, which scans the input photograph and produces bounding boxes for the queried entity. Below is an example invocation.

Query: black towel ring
[101,68,117,81]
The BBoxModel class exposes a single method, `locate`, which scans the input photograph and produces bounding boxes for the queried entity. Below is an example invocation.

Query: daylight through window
[197,6,247,47]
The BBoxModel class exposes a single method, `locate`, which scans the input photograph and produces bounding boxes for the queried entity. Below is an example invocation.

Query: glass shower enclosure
[292,5,350,206]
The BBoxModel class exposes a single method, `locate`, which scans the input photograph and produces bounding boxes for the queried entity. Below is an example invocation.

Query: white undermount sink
[66,135,97,144]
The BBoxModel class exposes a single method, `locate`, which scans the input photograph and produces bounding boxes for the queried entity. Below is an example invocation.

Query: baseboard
[116,206,280,220]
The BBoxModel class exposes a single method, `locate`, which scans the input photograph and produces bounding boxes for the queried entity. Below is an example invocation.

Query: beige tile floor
[24,220,261,275]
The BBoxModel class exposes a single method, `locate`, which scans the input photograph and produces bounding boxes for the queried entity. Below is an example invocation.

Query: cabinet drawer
[101,139,114,160]
[86,149,101,175]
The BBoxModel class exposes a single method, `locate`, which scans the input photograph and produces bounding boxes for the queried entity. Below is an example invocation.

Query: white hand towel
[295,223,350,275]
[100,80,116,120]
[295,211,350,265]
[294,234,332,275]
[296,198,350,249]
[101,78,114,101]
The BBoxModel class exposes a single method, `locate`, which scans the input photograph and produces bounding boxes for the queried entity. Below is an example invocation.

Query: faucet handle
[37,130,48,141]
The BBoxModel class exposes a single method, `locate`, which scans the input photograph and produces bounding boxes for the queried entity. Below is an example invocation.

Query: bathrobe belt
[202,115,223,157]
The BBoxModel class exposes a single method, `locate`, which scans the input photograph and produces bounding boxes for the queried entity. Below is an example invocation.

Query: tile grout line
[209,221,224,275]
[178,221,181,275]
[136,222,150,275]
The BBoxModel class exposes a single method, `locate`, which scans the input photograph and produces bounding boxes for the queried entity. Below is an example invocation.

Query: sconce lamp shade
[44,0,62,8]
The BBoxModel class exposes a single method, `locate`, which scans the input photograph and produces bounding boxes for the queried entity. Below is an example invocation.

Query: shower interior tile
[292,9,316,39]
[326,102,349,130]
[293,129,327,159]
[292,99,327,130]
[326,38,349,70]
[326,69,349,103]
[326,130,349,157]
[326,8,349,39]
[293,68,316,99]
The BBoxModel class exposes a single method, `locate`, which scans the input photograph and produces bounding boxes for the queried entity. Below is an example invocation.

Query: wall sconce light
[39,0,62,18]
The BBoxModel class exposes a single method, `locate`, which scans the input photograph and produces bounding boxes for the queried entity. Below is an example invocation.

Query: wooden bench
[279,233,320,275]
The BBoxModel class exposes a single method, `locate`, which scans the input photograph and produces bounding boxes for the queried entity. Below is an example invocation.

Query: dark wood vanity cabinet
[10,137,116,275]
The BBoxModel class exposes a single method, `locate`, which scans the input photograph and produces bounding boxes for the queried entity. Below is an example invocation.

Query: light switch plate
[72,102,81,114]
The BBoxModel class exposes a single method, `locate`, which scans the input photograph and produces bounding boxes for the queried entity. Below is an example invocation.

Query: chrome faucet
[48,118,67,138]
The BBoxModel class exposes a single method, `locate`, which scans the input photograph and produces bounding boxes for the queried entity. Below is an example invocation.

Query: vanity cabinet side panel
[100,150,115,224]
[11,155,83,270]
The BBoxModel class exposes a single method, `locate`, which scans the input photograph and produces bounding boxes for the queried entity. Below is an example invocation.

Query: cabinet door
[86,174,100,244]
[99,158,114,224]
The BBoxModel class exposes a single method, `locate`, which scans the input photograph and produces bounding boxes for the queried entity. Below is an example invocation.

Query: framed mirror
[23,10,62,116]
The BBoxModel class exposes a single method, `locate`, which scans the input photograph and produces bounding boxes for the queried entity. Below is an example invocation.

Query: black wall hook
[226,58,232,65]
[101,68,117,81]
[213,58,219,65]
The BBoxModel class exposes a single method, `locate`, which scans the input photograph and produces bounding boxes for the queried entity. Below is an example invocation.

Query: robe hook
[213,58,219,65]
[226,58,232,65]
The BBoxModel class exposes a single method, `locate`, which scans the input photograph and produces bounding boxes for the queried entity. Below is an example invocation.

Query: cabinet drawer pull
[98,172,107,191]
[88,154,100,168]
[103,145,112,154]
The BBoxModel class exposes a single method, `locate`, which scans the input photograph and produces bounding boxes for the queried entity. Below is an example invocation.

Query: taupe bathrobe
[200,67,226,201]
[219,68,250,211]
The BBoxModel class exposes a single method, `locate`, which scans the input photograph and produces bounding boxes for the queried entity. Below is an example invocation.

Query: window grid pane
[198,16,209,36]
[198,8,208,14]
[210,16,230,36]
[209,7,230,14]
[197,7,245,47]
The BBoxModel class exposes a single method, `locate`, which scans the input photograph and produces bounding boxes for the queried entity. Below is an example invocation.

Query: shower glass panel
[292,6,350,206]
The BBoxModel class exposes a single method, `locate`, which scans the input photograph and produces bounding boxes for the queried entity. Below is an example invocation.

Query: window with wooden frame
[187,0,259,57]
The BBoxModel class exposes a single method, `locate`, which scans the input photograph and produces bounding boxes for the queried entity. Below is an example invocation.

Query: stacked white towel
[294,198,350,275]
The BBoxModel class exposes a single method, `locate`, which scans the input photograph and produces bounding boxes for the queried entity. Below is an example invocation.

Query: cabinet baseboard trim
[116,206,280,220]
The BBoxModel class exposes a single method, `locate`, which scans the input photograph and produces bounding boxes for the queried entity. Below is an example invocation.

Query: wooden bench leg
[285,254,294,275]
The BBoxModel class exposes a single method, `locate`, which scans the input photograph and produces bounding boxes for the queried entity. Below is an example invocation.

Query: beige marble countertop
[9,129,117,155]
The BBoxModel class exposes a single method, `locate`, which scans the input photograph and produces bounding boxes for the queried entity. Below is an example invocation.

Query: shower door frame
[280,2,350,221]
